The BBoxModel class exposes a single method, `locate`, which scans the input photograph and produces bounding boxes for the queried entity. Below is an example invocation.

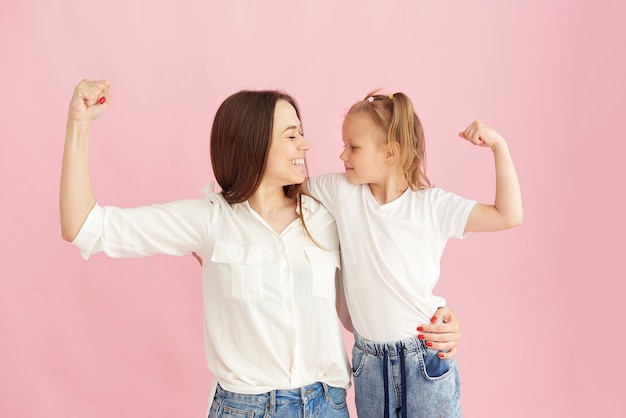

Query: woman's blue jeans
[208,381,349,417]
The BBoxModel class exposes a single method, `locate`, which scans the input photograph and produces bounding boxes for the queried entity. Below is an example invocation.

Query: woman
[60,79,460,417]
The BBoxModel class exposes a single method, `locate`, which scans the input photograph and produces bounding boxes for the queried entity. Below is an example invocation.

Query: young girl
[304,92,523,417]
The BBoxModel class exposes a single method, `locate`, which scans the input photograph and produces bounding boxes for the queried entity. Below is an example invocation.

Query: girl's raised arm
[461,121,523,233]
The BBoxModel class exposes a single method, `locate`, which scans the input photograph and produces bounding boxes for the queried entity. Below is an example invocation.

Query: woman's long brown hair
[210,90,316,243]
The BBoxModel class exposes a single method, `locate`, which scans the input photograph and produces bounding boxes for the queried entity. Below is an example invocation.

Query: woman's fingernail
[426,341,433,347]
[431,316,438,323]
[417,334,425,340]
[438,353,444,358]
[417,326,424,332]
[98,97,106,104]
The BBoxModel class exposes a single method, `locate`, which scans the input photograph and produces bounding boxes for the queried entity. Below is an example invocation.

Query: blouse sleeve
[72,198,216,260]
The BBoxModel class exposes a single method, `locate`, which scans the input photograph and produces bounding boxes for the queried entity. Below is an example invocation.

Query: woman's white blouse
[72,192,351,394]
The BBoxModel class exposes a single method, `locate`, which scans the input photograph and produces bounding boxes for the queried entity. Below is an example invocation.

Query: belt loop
[321,382,329,402]
[299,385,307,417]
[300,386,306,403]
[269,390,276,414]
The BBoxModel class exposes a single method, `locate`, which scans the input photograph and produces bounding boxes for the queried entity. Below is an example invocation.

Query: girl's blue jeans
[208,381,349,417]
[352,332,461,418]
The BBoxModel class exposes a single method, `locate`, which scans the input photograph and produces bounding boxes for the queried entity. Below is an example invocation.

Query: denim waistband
[215,381,326,405]
[354,331,425,356]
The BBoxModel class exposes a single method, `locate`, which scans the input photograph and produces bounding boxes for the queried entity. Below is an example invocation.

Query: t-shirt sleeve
[306,173,345,214]
[430,189,477,239]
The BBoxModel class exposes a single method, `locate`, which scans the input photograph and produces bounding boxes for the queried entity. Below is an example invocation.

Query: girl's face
[263,100,310,188]
[340,115,389,185]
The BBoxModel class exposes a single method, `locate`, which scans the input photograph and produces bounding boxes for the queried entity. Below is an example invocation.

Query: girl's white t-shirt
[308,173,476,342]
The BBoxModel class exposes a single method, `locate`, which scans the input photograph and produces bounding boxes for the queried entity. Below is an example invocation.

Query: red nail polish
[438,353,444,358]
[431,316,438,323]
[417,334,425,340]
[417,326,424,332]
[426,341,433,347]
[98,97,106,104]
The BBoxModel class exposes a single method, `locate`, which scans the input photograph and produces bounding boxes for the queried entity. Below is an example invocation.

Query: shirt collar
[229,194,319,215]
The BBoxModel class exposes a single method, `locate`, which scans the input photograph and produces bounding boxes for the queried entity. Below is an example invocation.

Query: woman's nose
[299,136,311,151]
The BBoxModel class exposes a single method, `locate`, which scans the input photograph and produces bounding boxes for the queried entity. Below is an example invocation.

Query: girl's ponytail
[388,93,431,190]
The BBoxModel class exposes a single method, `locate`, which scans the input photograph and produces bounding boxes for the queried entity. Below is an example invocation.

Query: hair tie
[366,94,394,102]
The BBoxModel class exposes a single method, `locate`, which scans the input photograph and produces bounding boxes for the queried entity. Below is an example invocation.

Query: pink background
[2,1,625,417]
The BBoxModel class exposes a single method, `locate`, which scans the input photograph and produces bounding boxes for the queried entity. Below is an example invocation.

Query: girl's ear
[385,141,401,163]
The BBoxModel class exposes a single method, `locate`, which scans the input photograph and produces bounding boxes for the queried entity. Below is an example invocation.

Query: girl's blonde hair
[346,91,431,190]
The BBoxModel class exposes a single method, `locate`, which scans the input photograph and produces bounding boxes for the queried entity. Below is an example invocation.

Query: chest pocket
[304,247,341,298]
[210,241,268,300]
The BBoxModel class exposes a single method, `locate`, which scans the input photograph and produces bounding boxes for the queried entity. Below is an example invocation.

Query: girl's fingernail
[438,353,444,358]
[417,326,424,332]
[98,97,106,104]
[417,334,425,340]
[431,316,438,323]
[426,341,433,347]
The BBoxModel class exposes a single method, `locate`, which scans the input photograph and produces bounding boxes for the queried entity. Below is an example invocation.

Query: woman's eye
[288,132,303,140]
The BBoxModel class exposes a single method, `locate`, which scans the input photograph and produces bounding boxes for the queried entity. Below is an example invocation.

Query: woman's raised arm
[60,79,111,241]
